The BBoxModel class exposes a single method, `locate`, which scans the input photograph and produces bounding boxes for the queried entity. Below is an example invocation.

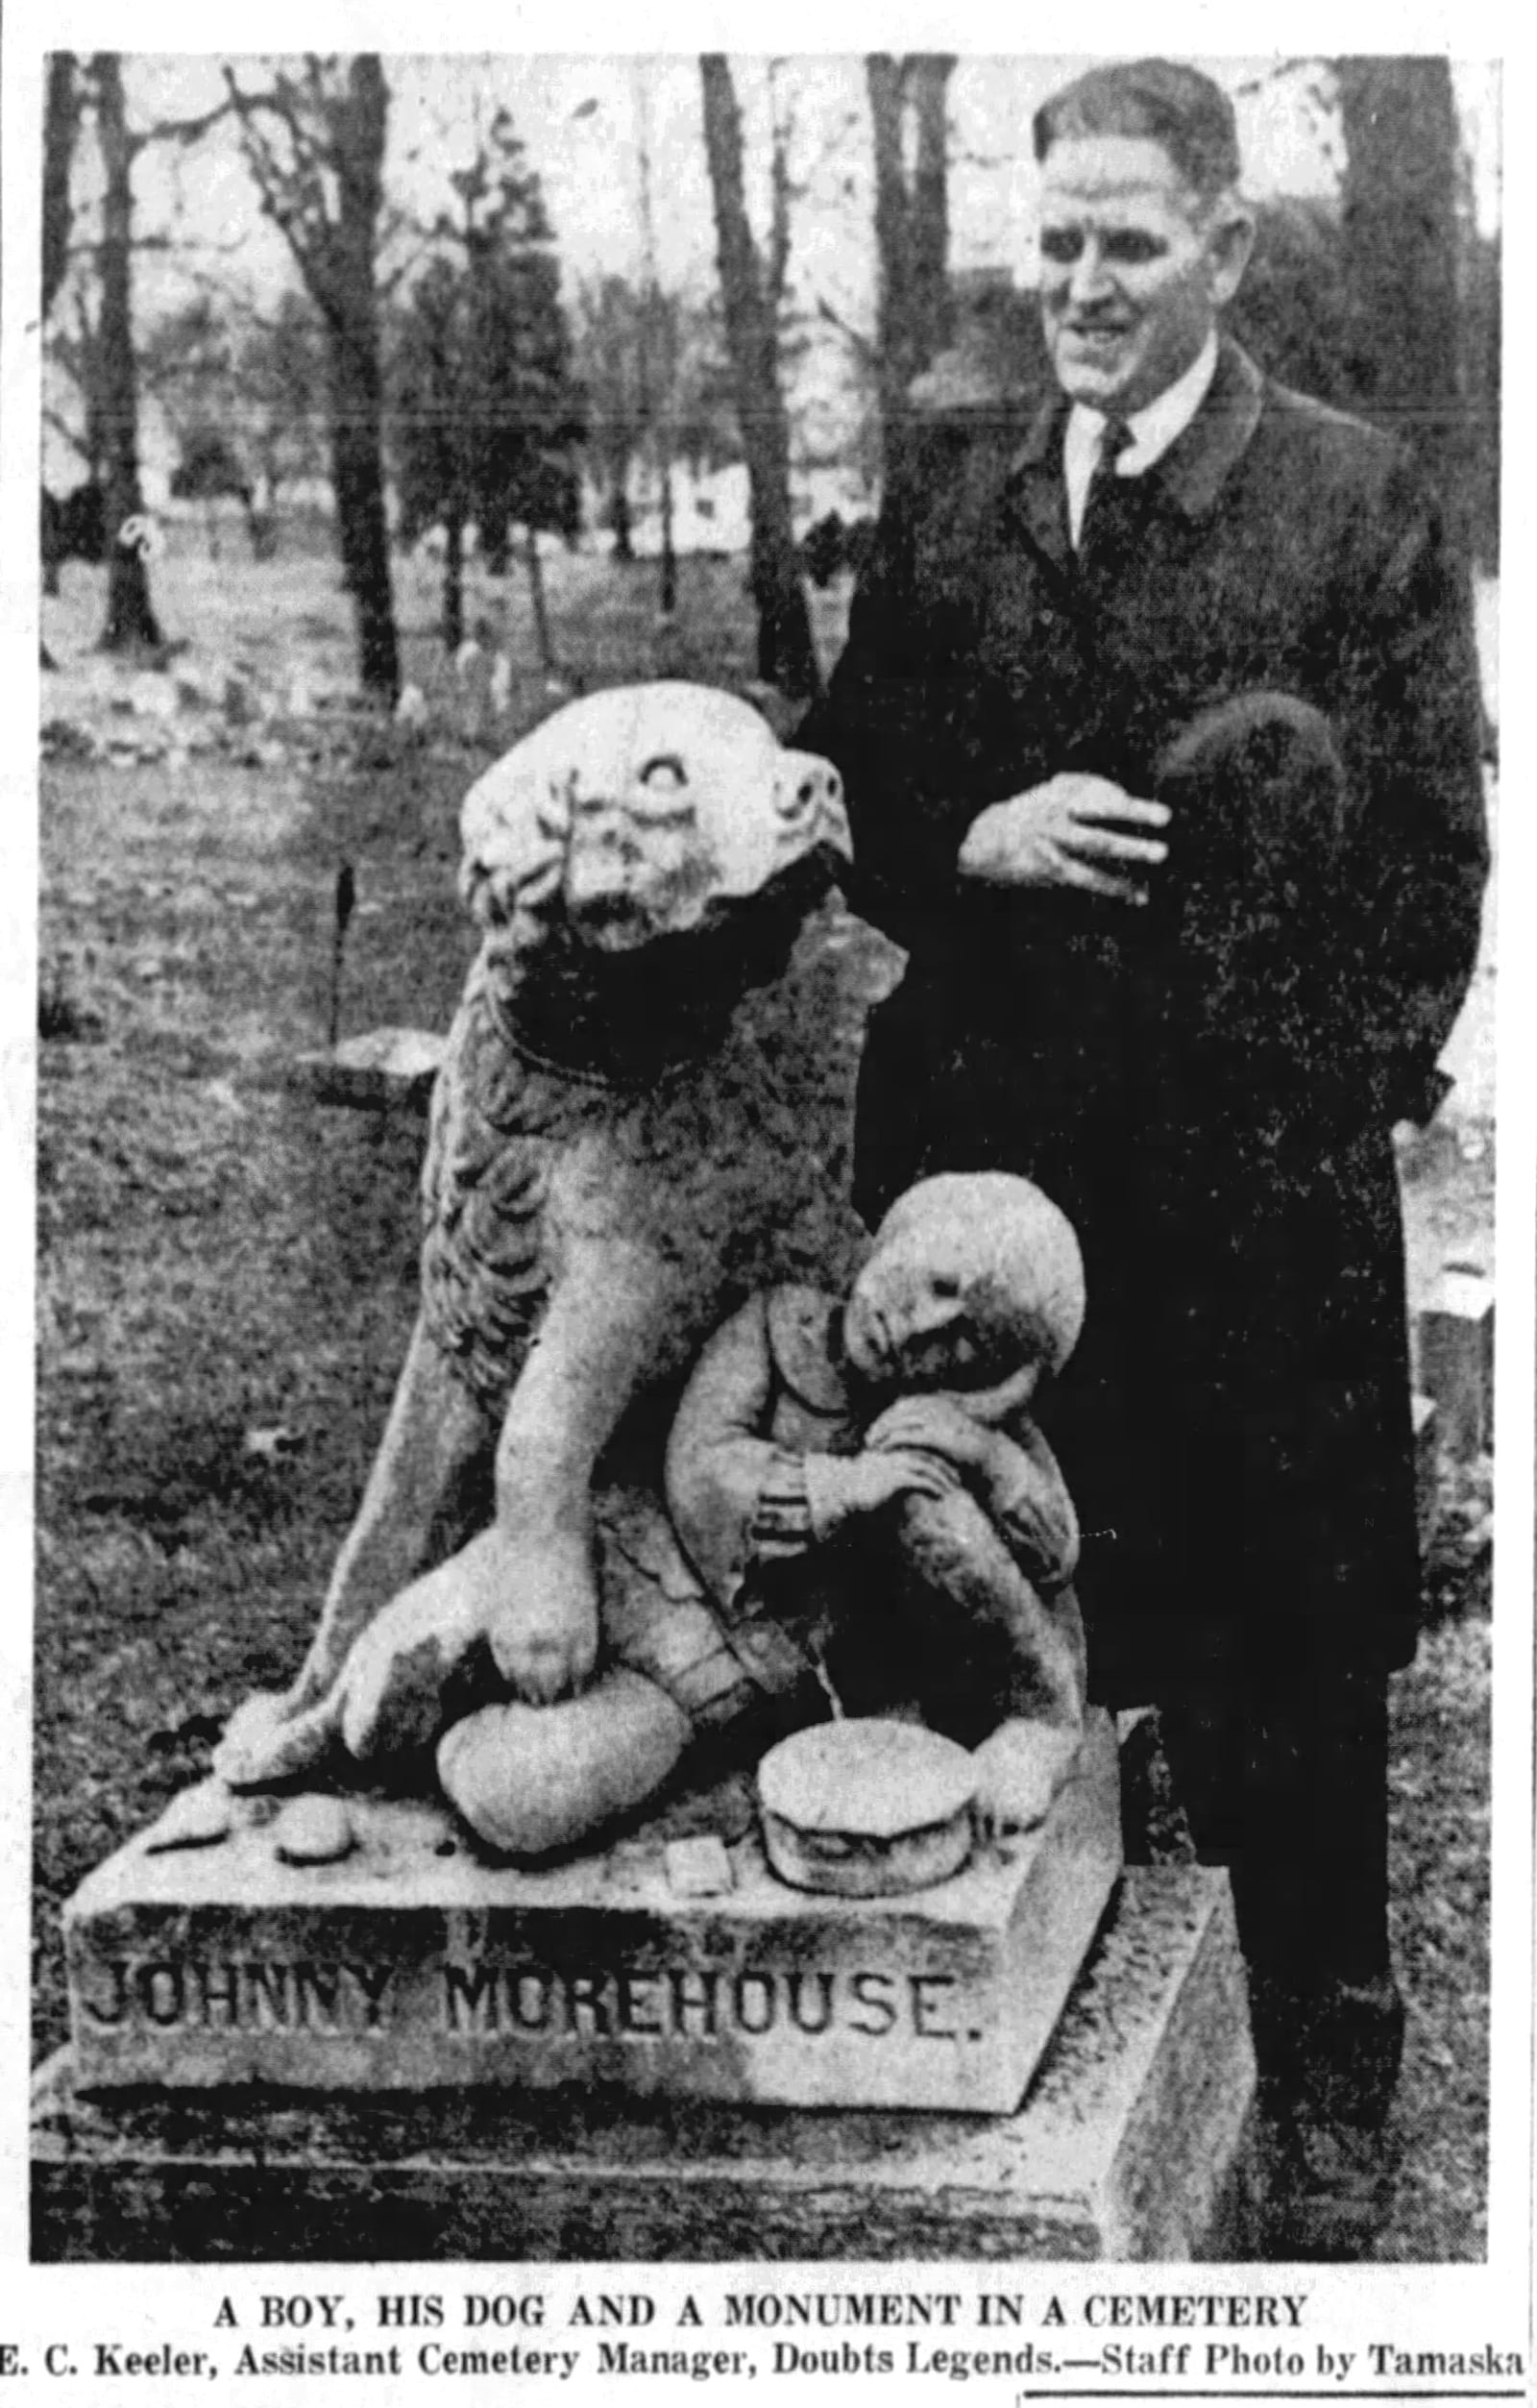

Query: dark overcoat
[801,338,1488,1698]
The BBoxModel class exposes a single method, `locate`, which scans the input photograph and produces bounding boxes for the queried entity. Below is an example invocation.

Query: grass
[35,532,1494,2260]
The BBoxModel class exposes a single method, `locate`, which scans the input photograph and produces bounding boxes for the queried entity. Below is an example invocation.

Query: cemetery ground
[35,528,1496,2261]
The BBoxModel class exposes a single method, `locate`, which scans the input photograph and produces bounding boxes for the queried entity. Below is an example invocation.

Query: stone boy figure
[439,1170,1089,1852]
[664,1170,1087,1792]
[248,1173,1090,1857]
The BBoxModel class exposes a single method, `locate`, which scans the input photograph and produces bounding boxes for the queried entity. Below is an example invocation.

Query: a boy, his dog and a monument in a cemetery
[29,49,1511,2288]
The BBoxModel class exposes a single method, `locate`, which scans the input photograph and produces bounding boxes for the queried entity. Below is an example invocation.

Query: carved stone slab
[291,1027,446,1114]
[36,1864,1257,2262]
[65,1715,1121,2115]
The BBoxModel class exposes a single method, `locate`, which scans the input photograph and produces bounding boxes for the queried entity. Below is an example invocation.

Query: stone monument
[37,685,1257,2262]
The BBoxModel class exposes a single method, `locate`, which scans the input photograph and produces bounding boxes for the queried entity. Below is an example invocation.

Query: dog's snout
[774,755,844,831]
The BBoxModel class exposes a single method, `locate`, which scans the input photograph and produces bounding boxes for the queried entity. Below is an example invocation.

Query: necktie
[1077,416,1136,553]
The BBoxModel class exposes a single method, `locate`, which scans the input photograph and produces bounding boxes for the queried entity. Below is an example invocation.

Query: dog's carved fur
[218,683,860,1787]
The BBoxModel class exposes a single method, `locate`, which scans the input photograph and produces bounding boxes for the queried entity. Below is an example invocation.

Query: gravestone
[44,1707,1261,2260]
[1416,1265,1494,1459]
[64,1717,1122,2116]
[292,1026,446,1114]
[37,688,1260,2259]
[37,1860,1256,2262]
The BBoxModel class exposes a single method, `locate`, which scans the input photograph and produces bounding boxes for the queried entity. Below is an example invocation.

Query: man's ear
[1206,199,1256,308]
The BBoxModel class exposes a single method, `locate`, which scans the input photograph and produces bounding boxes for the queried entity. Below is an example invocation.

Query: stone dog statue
[218,683,855,1790]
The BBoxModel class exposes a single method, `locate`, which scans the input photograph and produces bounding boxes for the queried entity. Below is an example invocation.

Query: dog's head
[460,682,850,960]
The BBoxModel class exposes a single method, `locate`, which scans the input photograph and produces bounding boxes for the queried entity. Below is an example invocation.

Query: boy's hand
[866,1394,994,1474]
[819,1446,960,1522]
[971,1719,1081,1836]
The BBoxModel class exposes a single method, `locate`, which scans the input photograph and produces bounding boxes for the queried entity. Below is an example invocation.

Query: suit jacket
[801,338,1488,1687]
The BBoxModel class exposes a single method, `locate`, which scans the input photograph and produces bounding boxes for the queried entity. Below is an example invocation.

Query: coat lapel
[994,336,1266,574]
[1001,393,1073,577]
[1154,339,1265,519]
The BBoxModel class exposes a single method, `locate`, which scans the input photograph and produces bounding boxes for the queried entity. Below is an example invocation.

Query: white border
[3,12,1530,2405]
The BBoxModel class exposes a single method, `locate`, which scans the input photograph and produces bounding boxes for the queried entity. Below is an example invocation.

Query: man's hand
[866,1394,996,1477]
[958,772,1170,905]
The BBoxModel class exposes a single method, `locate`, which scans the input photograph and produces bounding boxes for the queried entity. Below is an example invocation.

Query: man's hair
[1033,59,1242,203]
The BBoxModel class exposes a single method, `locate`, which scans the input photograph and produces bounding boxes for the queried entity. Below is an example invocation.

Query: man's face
[1038,135,1251,416]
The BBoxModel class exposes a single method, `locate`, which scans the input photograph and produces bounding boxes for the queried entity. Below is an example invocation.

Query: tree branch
[42,404,92,463]
[815,292,876,365]
[128,92,238,159]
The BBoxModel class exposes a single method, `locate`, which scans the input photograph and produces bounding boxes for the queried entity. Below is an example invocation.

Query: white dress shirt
[1063,331,1220,547]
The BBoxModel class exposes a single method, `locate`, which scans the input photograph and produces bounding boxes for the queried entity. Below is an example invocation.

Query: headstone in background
[291,1026,447,1114]
[1416,1265,1495,1459]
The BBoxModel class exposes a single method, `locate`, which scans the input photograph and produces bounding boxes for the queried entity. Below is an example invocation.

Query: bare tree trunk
[228,55,400,703]
[610,479,635,562]
[699,54,820,700]
[908,60,953,352]
[442,514,465,653]
[634,66,680,627]
[524,527,554,674]
[483,517,511,577]
[41,58,79,647]
[42,55,78,325]
[1336,59,1463,524]
[327,61,399,702]
[328,330,399,699]
[93,54,164,656]
[658,457,677,617]
[866,54,956,498]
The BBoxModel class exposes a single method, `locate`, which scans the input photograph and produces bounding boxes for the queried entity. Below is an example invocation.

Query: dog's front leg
[217,1316,494,1783]
[481,1238,672,1702]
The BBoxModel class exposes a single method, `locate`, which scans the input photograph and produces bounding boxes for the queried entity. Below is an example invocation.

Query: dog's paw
[215,1689,338,1790]
[471,1521,601,1704]
[490,1599,598,1704]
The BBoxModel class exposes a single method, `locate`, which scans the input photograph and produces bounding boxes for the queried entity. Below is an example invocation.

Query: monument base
[35,1866,1258,2262]
[62,1715,1123,2115]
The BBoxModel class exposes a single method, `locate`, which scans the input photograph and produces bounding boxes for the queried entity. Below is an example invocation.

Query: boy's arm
[667,1302,956,1609]
[866,1396,1080,1592]
[984,1418,1081,1594]
[666,1297,818,1609]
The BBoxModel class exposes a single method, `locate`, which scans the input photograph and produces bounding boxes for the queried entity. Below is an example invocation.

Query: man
[801,59,1487,2250]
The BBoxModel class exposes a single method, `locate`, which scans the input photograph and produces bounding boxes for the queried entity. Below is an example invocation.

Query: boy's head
[842,1173,1085,1406]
